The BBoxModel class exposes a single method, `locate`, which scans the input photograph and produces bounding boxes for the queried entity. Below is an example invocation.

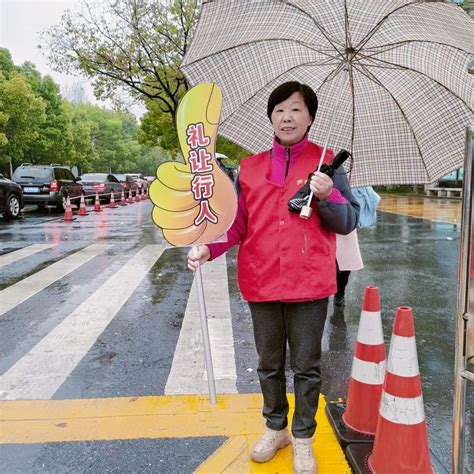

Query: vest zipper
[284,146,306,252]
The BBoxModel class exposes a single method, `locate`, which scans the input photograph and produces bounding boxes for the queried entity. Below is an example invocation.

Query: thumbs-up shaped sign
[149,83,238,247]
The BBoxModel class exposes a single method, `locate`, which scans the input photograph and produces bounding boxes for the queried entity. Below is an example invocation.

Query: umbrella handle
[299,69,348,219]
[300,150,328,219]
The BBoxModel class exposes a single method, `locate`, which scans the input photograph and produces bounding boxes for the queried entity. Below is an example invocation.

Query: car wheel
[56,194,67,211]
[4,194,21,219]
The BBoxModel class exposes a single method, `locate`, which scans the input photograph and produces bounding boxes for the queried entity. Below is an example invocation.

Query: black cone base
[345,444,448,474]
[326,402,374,448]
[345,444,372,473]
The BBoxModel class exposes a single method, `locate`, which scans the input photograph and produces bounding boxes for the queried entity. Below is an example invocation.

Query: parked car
[128,173,146,190]
[11,164,83,211]
[112,173,139,198]
[144,176,155,186]
[78,173,121,203]
[0,174,24,219]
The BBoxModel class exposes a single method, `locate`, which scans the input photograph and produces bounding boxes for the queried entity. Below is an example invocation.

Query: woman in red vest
[188,82,359,474]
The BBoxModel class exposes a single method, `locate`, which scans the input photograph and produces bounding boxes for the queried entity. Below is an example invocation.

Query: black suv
[12,164,83,211]
[0,173,24,219]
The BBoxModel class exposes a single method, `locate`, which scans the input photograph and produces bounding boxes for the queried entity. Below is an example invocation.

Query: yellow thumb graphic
[149,83,237,247]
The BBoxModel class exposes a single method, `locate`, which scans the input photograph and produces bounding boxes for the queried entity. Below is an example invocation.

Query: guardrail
[424,185,462,198]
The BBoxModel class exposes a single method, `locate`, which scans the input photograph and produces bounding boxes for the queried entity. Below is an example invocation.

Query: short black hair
[267,81,318,123]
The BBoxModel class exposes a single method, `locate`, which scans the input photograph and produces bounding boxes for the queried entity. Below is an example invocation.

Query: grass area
[374,185,425,196]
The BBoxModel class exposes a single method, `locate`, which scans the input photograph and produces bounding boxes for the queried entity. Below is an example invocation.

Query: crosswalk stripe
[0,244,110,316]
[0,244,57,268]
[165,254,237,395]
[0,244,164,400]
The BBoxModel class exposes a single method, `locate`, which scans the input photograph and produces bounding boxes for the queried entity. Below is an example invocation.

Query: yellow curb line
[0,393,350,473]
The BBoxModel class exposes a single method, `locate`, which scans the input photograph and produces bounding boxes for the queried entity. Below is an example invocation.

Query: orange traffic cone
[128,189,134,204]
[120,188,127,206]
[93,191,103,212]
[343,286,386,435]
[326,286,385,451]
[78,193,89,216]
[368,306,433,473]
[109,190,117,208]
[62,196,75,221]
[135,188,141,202]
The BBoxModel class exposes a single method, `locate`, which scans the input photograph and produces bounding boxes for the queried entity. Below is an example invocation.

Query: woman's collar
[272,134,309,160]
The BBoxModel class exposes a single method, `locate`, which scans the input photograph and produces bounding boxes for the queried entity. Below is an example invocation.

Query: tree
[67,102,169,174]
[62,82,88,104]
[216,137,250,164]
[42,0,249,159]
[458,0,474,16]
[20,63,74,165]
[42,0,199,124]
[0,48,15,79]
[138,97,250,161]
[137,98,179,154]
[0,73,46,174]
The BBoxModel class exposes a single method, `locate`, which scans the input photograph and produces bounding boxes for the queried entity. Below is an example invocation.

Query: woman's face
[270,91,313,147]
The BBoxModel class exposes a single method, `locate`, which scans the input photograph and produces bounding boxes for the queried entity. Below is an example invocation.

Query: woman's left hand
[309,171,333,201]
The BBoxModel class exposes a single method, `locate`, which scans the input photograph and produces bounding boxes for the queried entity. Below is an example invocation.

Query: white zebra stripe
[165,253,237,395]
[0,244,57,268]
[351,357,386,385]
[357,310,384,345]
[0,244,163,400]
[379,392,425,425]
[387,335,419,377]
[0,244,110,317]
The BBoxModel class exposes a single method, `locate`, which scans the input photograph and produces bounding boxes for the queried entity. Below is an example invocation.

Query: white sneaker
[292,436,317,474]
[250,426,291,463]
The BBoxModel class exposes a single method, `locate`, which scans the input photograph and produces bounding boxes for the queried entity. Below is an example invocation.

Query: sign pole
[149,83,237,405]
[193,245,217,404]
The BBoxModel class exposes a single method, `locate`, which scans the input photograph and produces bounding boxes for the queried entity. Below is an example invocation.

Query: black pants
[248,299,328,438]
[336,266,351,298]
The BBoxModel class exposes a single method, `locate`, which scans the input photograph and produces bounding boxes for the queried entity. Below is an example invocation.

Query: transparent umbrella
[181,0,473,186]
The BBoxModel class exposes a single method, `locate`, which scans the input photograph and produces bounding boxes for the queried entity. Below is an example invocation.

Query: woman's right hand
[187,245,211,272]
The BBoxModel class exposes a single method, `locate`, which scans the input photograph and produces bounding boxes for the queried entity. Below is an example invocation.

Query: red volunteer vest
[237,142,336,302]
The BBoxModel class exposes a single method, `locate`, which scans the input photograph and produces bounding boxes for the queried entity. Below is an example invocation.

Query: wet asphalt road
[0,197,472,472]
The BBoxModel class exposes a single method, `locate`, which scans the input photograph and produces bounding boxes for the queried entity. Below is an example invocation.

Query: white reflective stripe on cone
[351,357,386,385]
[386,335,419,377]
[357,310,384,345]
[379,392,425,425]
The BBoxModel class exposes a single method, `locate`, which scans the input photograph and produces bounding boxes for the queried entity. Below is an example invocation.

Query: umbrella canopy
[181,0,474,186]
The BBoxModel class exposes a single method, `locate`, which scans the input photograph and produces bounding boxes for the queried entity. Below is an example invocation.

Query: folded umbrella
[288,149,352,212]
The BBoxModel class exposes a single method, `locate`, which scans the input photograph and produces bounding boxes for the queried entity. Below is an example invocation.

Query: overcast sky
[1,1,92,94]
[0,0,142,114]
